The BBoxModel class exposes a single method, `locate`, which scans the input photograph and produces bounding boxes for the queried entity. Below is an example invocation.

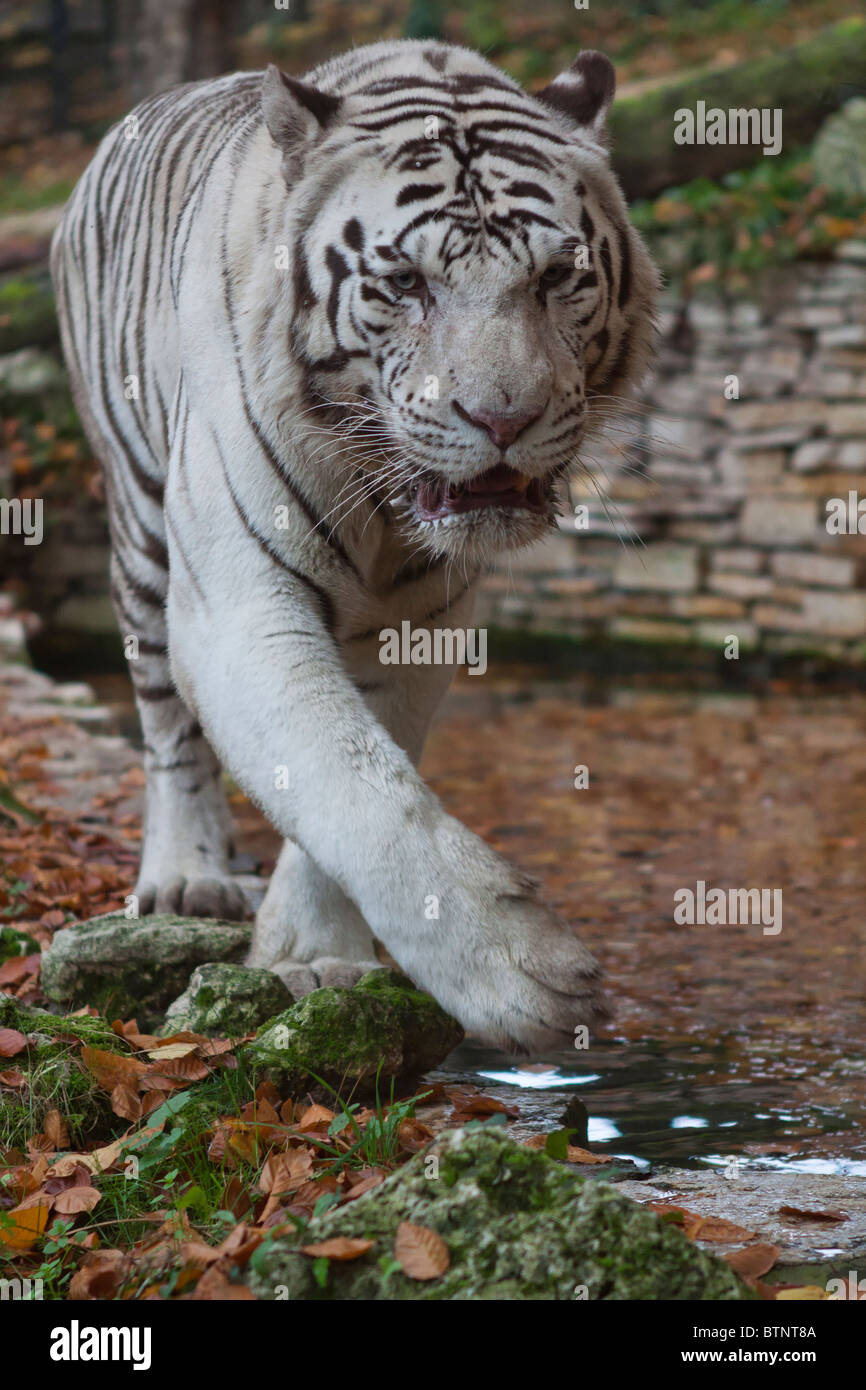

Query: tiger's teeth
[511,474,531,493]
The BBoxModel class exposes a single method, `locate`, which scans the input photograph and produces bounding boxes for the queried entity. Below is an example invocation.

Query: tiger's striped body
[51,41,658,1048]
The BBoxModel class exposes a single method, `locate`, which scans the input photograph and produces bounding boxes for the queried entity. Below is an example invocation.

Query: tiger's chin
[408,461,561,562]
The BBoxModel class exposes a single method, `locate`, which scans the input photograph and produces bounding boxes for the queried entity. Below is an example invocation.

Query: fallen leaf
[394,1221,449,1280]
[81,1047,148,1091]
[44,1108,70,1150]
[778,1205,849,1223]
[300,1236,374,1261]
[297,1103,335,1132]
[775,1286,830,1300]
[0,1028,27,1057]
[724,1243,780,1280]
[684,1214,757,1243]
[0,1200,50,1249]
[190,1266,255,1300]
[54,1186,101,1215]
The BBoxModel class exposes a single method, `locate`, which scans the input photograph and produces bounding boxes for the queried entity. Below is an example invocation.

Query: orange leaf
[0,1200,50,1250]
[300,1236,374,1261]
[725,1243,780,1280]
[297,1103,335,1133]
[81,1047,147,1091]
[394,1221,449,1280]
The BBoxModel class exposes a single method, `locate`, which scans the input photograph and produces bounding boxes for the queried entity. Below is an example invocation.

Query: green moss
[161,963,293,1038]
[244,969,462,1099]
[41,914,252,1029]
[0,927,40,963]
[0,995,126,1151]
[248,1127,757,1301]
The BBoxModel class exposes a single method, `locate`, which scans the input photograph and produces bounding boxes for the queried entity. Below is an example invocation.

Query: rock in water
[247,1126,755,1301]
[41,914,252,1029]
[243,969,463,1097]
[161,962,293,1037]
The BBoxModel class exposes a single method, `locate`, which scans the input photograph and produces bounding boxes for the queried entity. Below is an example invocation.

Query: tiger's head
[263,41,659,564]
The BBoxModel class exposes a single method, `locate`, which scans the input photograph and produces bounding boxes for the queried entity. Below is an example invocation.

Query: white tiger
[51,40,659,1050]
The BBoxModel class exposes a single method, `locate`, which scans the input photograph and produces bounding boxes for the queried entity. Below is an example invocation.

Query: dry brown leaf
[54,1185,101,1215]
[394,1221,449,1280]
[300,1236,374,1261]
[148,1053,211,1082]
[81,1047,148,1091]
[259,1149,314,1195]
[684,1214,758,1243]
[43,1108,70,1150]
[111,1082,142,1121]
[342,1172,386,1202]
[724,1243,780,1280]
[190,1266,255,1300]
[778,1205,849,1223]
[297,1103,335,1132]
[0,1028,27,1058]
[69,1250,131,1300]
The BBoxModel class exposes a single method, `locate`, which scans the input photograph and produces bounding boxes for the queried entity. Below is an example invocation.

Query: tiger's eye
[540,263,571,289]
[390,270,422,293]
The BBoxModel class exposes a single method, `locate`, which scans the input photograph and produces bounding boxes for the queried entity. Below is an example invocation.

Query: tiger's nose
[452,401,543,449]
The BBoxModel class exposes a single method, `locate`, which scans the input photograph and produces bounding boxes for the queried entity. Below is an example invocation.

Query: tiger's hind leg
[248,840,379,994]
[110,549,249,922]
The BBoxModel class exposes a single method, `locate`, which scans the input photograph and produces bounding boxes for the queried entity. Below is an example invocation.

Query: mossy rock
[161,962,294,1038]
[0,994,125,1151]
[248,1126,756,1301]
[0,926,40,964]
[243,969,463,1099]
[41,915,252,1030]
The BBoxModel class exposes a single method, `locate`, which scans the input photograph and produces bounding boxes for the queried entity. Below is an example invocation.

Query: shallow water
[90,661,866,1174]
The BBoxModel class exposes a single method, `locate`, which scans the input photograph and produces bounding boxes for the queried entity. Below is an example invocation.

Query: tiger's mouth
[415,463,550,522]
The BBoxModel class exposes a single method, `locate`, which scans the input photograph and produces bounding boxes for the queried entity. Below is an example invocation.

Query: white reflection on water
[477,1067,601,1089]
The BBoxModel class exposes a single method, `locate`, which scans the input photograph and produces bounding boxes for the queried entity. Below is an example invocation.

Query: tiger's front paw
[401,892,609,1053]
[134,874,250,920]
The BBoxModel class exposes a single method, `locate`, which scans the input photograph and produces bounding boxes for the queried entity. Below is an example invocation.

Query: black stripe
[213,432,337,636]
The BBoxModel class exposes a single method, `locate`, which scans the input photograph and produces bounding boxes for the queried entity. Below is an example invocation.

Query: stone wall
[476,243,866,662]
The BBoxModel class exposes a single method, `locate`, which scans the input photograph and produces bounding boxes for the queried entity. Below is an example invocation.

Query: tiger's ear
[262,64,341,148]
[536,51,615,143]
